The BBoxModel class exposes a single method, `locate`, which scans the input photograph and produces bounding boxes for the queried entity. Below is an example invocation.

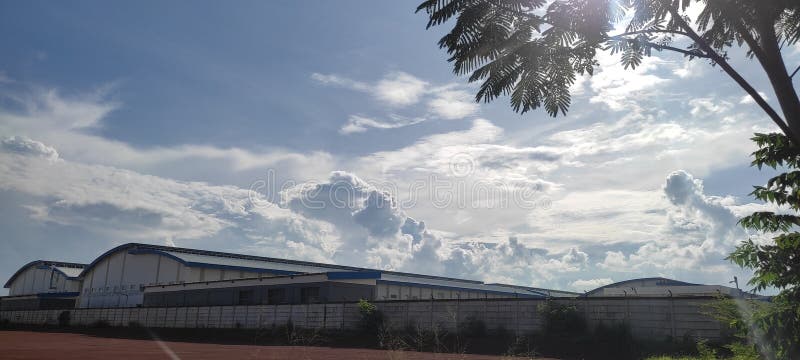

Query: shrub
[458,315,486,338]
[539,301,586,336]
[357,299,383,334]
[57,311,71,327]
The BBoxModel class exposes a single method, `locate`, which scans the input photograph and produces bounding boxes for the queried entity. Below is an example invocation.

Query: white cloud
[689,98,732,116]
[739,91,769,104]
[0,86,336,182]
[673,59,704,79]
[589,52,670,111]
[1,136,59,160]
[0,143,338,256]
[339,114,425,134]
[374,72,429,106]
[592,170,752,281]
[309,73,370,91]
[570,278,614,291]
[312,71,479,133]
[427,88,479,120]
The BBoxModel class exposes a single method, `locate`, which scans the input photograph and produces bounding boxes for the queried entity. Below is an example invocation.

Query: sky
[1,0,798,296]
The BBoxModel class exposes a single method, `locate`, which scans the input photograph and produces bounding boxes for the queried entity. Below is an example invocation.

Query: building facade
[3,243,576,309]
[1,261,85,310]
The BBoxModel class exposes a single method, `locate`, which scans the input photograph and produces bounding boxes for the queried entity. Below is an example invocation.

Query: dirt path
[0,331,552,360]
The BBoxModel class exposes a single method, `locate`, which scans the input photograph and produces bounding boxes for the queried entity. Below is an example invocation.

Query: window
[238,290,254,305]
[300,287,320,304]
[267,288,286,304]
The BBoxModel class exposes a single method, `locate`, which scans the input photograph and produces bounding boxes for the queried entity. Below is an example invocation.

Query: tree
[731,133,800,359]
[417,1,800,358]
[416,0,800,143]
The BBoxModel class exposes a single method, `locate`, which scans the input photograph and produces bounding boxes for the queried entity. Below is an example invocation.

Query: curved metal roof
[3,260,86,288]
[583,277,700,296]
[79,243,485,284]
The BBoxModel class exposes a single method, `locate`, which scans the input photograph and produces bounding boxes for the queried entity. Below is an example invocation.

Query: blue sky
[1,0,798,295]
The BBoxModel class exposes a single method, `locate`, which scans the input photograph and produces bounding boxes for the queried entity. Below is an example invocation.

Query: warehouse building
[3,243,574,309]
[1,260,85,310]
[583,277,751,298]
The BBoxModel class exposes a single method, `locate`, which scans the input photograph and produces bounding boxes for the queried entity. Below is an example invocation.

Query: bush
[57,311,71,327]
[539,301,586,336]
[726,342,760,360]
[357,299,383,334]
[458,315,486,337]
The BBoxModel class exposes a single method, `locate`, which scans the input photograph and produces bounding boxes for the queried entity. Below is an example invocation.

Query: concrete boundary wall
[0,297,724,341]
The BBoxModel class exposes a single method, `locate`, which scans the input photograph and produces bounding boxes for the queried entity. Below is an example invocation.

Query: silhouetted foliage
[731,132,800,359]
[417,0,800,143]
[58,311,71,327]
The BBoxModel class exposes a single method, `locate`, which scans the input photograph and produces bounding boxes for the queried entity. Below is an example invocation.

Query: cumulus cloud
[592,170,750,282]
[1,136,59,160]
[279,170,587,286]
[0,143,339,258]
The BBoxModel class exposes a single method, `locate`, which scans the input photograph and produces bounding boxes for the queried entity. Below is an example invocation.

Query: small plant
[280,320,326,346]
[695,340,718,360]
[357,299,383,334]
[377,325,409,351]
[504,335,539,359]
[57,311,71,327]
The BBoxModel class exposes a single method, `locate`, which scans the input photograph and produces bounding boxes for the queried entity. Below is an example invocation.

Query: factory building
[583,277,751,298]
[1,261,85,310]
[3,243,574,310]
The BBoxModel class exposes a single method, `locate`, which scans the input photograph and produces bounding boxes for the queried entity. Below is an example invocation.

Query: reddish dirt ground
[0,331,552,360]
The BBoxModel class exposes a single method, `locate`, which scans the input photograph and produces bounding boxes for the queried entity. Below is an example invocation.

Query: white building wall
[79,252,178,308]
[7,266,82,296]
[76,250,291,308]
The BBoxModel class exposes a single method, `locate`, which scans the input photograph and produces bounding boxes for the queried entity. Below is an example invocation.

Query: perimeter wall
[0,297,725,341]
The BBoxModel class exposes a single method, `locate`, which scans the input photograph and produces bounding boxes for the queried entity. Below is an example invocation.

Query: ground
[0,331,553,360]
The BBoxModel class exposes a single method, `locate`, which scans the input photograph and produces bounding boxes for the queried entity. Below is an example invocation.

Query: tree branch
[613,29,691,38]
[791,65,800,79]
[646,42,711,58]
[663,3,797,143]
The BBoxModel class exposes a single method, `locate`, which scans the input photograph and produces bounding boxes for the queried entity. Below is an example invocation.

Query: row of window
[238,287,319,305]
